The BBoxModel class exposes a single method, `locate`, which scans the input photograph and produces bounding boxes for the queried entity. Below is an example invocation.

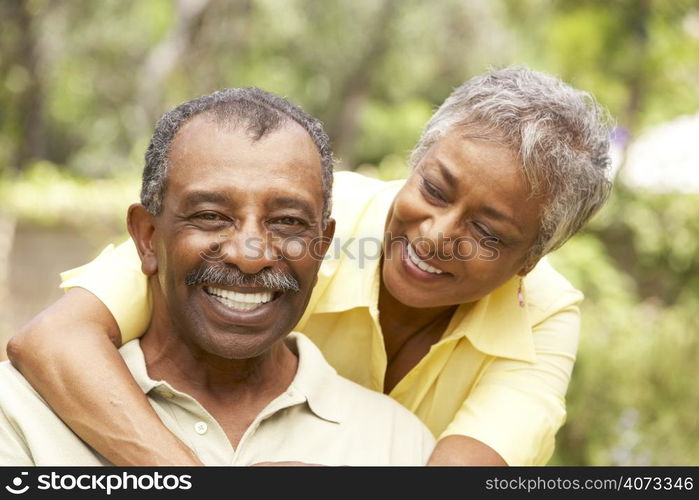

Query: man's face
[146,115,332,359]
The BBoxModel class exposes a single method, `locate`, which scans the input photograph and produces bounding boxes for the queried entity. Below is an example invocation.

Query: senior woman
[8,66,612,466]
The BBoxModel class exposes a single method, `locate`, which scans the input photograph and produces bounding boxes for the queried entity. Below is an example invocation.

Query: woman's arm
[427,436,507,466]
[6,288,201,465]
[428,298,581,466]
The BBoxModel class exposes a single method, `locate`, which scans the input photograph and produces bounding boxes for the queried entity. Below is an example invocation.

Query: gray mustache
[185,264,300,293]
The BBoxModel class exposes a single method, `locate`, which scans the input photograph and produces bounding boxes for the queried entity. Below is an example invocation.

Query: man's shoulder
[331,370,396,408]
[326,368,437,457]
[0,361,37,396]
[333,373,423,424]
[290,333,432,438]
[0,360,49,417]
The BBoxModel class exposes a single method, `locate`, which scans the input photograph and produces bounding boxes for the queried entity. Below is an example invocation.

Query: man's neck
[139,318,298,448]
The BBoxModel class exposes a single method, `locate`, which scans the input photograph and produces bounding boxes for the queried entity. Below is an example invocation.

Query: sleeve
[438,301,581,465]
[59,238,152,343]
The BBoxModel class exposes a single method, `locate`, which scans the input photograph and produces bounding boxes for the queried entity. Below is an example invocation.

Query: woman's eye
[421,178,446,202]
[474,223,500,243]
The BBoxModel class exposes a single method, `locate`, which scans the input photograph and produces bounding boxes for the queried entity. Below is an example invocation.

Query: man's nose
[221,219,278,275]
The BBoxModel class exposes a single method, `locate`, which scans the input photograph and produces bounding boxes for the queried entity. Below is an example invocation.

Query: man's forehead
[170,112,311,149]
[164,114,324,212]
[168,114,319,164]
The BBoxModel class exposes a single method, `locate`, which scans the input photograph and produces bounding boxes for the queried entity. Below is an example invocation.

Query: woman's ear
[517,258,539,277]
[127,203,158,276]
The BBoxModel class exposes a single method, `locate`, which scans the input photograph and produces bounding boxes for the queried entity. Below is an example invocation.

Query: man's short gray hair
[410,66,613,264]
[141,87,334,226]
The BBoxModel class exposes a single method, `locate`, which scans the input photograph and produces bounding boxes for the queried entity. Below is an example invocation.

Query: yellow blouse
[61,171,583,465]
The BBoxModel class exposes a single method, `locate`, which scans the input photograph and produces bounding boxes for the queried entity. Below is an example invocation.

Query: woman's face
[383,127,546,308]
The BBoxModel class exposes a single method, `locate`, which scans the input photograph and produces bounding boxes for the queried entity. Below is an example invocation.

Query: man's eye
[273,217,303,226]
[194,212,225,222]
[269,217,309,235]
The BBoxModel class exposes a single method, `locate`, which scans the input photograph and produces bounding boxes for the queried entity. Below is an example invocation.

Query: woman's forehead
[428,129,524,188]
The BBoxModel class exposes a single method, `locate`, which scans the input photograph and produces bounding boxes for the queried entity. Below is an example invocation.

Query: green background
[1,0,698,465]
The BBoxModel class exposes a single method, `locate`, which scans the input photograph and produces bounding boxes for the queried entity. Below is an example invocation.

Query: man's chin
[190,329,286,360]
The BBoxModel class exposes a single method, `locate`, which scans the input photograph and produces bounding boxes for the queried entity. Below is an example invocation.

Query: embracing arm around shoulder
[428,435,507,465]
[6,243,202,465]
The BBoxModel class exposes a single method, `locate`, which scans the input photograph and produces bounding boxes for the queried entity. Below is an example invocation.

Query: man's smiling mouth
[204,286,276,312]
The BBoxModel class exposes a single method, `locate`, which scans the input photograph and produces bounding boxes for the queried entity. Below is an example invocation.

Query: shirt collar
[118,339,162,394]
[285,333,344,423]
[445,275,536,362]
[118,334,345,424]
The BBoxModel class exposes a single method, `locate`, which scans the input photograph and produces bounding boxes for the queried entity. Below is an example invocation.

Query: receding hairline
[162,111,325,205]
[167,111,322,162]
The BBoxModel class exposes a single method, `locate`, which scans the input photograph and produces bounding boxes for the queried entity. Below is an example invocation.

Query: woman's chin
[382,269,442,309]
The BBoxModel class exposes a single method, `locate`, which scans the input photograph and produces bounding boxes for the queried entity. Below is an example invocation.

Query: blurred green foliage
[549,187,699,465]
[1,0,698,464]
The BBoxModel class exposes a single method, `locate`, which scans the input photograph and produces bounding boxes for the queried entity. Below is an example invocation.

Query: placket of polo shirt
[231,388,307,465]
[152,384,235,465]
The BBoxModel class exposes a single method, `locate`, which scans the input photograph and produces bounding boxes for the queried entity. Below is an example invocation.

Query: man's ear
[309,217,336,289]
[317,217,335,259]
[323,217,335,241]
[127,203,158,276]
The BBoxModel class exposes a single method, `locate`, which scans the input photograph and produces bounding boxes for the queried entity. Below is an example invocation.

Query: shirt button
[194,421,208,435]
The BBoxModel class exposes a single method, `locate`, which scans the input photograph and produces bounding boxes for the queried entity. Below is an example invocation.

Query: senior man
[0,88,435,465]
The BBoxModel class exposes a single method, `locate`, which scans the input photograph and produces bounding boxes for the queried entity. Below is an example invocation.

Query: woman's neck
[377,278,456,337]
[378,278,458,393]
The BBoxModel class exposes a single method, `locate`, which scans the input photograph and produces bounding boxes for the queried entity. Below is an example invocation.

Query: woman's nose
[417,214,461,259]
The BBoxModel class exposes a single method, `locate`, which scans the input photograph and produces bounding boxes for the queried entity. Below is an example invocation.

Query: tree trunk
[10,0,46,170]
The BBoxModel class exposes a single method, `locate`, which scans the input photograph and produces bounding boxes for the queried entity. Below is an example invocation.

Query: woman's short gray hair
[410,66,613,264]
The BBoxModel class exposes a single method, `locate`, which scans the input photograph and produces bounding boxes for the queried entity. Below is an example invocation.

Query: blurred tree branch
[325,0,400,168]
[138,0,214,123]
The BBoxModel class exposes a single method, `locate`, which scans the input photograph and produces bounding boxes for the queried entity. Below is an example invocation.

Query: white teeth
[205,287,274,312]
[407,243,443,275]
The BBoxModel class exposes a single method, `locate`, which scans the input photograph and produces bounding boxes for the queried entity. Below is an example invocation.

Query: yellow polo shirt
[60,171,583,465]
